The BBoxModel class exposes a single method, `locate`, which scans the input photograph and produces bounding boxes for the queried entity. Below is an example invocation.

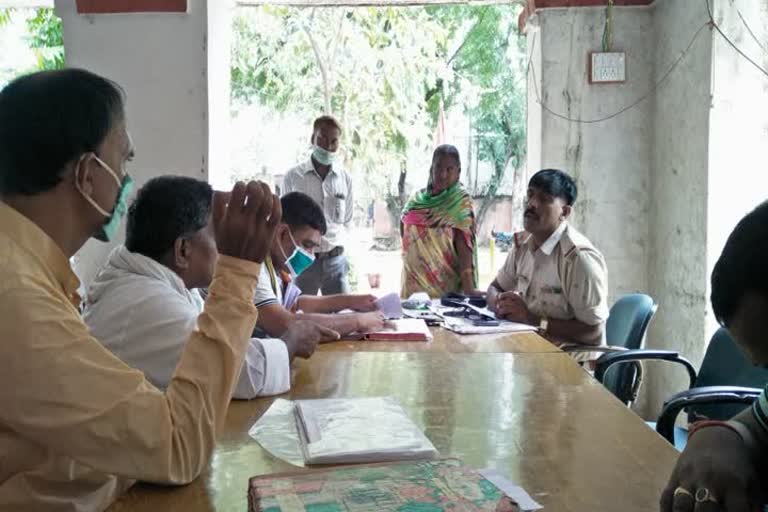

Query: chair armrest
[594,350,697,389]
[655,386,762,444]
[561,345,627,354]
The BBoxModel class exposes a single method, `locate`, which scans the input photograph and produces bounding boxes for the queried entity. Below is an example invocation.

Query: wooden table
[319,328,561,353]
[109,351,678,512]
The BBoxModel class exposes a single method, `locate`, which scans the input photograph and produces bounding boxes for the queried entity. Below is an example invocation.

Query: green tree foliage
[26,8,64,71]
[0,9,13,27]
[231,4,527,233]
[0,7,64,75]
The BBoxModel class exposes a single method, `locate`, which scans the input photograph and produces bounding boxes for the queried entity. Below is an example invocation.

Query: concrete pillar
[525,0,768,417]
[523,4,655,305]
[645,0,712,416]
[55,0,233,287]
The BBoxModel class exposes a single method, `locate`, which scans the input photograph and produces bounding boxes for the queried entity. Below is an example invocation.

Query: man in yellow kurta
[0,69,282,511]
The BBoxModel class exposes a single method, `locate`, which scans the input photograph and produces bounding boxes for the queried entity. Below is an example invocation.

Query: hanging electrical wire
[706,0,768,79]
[734,5,767,53]
[527,20,710,124]
[527,0,768,125]
[601,0,614,52]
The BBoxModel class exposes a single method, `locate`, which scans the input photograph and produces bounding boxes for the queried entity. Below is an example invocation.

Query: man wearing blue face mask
[253,192,389,338]
[282,116,354,296]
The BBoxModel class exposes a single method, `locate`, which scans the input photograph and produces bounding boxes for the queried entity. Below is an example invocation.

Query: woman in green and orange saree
[400,145,479,298]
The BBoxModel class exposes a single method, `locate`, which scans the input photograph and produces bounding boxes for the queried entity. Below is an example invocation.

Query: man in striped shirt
[661,201,768,511]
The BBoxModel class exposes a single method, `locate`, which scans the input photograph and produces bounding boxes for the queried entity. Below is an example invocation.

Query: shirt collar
[538,221,568,256]
[0,201,81,296]
[303,158,337,177]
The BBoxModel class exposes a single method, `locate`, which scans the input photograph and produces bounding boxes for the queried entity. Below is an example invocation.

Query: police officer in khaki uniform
[487,169,609,347]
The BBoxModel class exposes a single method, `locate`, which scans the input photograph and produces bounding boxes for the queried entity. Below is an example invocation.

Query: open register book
[294,397,438,465]
[362,318,432,341]
[248,458,540,512]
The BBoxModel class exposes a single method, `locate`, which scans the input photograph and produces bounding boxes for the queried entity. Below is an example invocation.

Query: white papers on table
[442,315,537,335]
[375,292,403,319]
[479,468,544,511]
[364,318,432,341]
[295,397,438,465]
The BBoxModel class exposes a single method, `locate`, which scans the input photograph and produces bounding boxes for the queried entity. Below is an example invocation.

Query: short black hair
[313,115,342,134]
[280,192,327,236]
[0,69,125,196]
[432,144,461,169]
[711,201,768,326]
[528,169,578,206]
[126,176,213,261]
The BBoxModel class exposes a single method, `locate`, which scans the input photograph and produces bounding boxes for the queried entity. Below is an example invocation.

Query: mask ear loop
[74,155,112,218]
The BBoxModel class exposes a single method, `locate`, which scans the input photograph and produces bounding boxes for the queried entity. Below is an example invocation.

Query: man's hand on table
[660,425,763,512]
[281,320,340,360]
[493,291,537,325]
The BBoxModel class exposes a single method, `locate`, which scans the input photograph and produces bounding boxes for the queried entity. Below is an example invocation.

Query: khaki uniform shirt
[0,202,261,511]
[494,222,609,344]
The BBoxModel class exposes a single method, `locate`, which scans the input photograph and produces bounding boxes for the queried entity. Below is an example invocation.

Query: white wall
[55,0,231,287]
[706,0,768,332]
[527,6,654,303]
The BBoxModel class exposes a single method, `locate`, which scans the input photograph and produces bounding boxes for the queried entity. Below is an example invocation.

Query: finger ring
[673,487,693,499]
[695,488,718,504]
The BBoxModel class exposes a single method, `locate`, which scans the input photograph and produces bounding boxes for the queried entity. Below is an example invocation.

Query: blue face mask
[312,145,337,166]
[279,229,316,278]
[76,154,134,242]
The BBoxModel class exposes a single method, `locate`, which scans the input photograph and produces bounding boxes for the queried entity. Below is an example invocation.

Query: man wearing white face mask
[253,192,389,338]
[282,116,354,295]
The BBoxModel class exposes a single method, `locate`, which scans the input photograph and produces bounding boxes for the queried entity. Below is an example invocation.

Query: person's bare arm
[487,279,504,310]
[297,294,377,313]
[660,403,768,511]
[734,406,768,449]
[256,303,385,337]
[531,316,603,346]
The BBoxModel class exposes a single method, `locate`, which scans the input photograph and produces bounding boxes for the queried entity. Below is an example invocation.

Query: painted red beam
[519,0,654,31]
[76,0,187,14]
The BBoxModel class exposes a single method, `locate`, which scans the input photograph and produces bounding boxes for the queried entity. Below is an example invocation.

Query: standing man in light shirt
[0,68,281,511]
[283,115,354,295]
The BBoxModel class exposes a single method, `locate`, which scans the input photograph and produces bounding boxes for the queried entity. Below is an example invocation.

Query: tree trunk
[303,13,333,114]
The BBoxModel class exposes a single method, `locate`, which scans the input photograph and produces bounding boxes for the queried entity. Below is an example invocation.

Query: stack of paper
[442,315,537,335]
[294,397,438,465]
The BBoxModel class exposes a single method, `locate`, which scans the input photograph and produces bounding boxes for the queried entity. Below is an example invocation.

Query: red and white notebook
[363,318,432,341]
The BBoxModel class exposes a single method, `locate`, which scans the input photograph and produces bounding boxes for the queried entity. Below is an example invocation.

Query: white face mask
[312,145,337,166]
[74,154,134,242]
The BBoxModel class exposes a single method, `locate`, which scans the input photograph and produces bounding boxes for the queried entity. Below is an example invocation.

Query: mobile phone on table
[471,318,500,327]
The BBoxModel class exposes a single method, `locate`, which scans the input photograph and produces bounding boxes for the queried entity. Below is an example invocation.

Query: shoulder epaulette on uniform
[561,225,597,260]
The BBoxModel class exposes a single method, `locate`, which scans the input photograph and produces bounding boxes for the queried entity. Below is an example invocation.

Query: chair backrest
[689,327,768,420]
[601,293,658,405]
[605,294,657,349]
